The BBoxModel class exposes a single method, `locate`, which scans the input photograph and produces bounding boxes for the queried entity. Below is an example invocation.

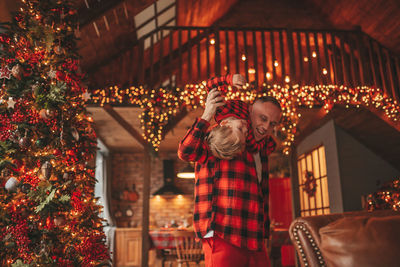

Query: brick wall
[110,152,194,228]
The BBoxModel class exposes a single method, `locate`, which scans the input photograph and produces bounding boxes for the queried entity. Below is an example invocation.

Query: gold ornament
[54,45,63,55]
[39,109,55,119]
[40,161,52,180]
[54,215,66,226]
[11,64,21,79]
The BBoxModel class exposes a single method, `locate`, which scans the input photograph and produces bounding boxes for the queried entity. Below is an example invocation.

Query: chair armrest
[289,210,400,267]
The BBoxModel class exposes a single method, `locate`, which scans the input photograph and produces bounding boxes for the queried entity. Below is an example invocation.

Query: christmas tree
[0,0,110,266]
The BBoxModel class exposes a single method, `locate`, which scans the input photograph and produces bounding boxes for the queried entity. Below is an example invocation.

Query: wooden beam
[78,0,125,28]
[103,104,148,148]
[92,124,113,152]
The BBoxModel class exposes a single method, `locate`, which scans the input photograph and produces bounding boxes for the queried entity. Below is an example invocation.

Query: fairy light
[209,38,215,45]
[90,83,400,154]
[241,54,247,61]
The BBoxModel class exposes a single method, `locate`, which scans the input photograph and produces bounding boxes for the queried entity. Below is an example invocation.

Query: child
[203,73,249,160]
[206,115,248,160]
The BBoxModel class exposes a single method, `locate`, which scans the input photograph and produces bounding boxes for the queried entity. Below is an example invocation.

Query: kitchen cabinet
[115,228,156,267]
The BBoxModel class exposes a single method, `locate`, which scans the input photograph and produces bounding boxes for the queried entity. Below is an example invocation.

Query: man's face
[249,101,281,141]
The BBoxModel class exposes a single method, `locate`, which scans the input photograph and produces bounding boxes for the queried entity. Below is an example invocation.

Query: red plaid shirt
[178,75,276,251]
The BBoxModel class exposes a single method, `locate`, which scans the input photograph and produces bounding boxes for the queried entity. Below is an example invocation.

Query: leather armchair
[288,210,400,267]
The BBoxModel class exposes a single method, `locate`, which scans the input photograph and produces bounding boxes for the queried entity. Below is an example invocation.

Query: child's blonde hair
[206,118,245,160]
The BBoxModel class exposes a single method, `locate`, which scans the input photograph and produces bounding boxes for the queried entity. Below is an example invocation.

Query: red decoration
[0,65,12,79]
[71,190,84,213]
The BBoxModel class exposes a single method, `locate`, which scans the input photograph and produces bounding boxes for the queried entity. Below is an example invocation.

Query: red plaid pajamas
[178,75,276,251]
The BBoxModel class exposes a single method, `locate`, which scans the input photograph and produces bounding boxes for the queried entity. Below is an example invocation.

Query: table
[149,228,192,267]
[149,228,181,249]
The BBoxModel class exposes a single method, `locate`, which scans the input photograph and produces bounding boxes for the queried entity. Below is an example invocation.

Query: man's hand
[201,88,225,122]
[232,74,246,89]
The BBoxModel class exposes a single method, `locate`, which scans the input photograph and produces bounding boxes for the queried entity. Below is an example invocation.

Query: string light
[90,83,400,154]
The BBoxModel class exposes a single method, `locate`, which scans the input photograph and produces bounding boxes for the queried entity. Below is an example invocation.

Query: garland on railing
[88,83,400,154]
[366,178,400,211]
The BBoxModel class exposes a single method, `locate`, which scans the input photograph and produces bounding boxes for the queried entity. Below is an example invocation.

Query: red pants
[201,236,271,267]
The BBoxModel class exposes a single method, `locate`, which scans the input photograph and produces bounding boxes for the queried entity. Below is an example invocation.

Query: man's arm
[178,118,211,164]
[178,89,225,163]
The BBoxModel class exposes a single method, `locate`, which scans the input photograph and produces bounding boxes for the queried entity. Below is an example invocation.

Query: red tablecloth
[149,229,189,249]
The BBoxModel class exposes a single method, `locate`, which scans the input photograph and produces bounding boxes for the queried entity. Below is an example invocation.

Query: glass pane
[301,158,306,185]
[297,160,303,185]
[309,193,315,210]
[299,186,304,211]
[321,178,330,207]
[312,149,320,178]
[135,4,155,28]
[319,146,327,177]
[316,178,322,209]
[306,154,312,172]
[302,187,309,211]
[157,0,175,12]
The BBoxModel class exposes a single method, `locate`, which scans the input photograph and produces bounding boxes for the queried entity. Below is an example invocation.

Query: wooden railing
[134,26,400,101]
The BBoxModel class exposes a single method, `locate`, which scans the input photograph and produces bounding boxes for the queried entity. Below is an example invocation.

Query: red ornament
[45,216,55,230]
[53,149,62,156]
[66,149,76,157]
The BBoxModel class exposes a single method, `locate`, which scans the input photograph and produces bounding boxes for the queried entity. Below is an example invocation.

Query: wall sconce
[177,163,195,179]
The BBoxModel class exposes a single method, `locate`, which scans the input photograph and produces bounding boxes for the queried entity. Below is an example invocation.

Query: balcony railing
[133,26,399,101]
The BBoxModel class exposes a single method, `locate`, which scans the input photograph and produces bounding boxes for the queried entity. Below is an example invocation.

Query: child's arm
[178,89,225,163]
[205,73,245,92]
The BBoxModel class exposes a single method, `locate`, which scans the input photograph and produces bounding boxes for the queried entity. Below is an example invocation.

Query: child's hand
[201,89,225,122]
[232,74,246,89]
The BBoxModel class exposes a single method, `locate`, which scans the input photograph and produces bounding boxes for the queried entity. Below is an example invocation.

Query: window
[134,0,176,49]
[297,145,330,216]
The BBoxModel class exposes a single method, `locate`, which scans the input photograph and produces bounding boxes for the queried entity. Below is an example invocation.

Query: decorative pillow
[319,215,400,267]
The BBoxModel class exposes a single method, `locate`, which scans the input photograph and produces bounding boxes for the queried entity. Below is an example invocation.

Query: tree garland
[90,82,400,154]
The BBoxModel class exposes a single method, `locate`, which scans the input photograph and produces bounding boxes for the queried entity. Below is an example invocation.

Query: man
[178,74,281,267]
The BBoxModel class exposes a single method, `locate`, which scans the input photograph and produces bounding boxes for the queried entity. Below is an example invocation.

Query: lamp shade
[177,163,195,179]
